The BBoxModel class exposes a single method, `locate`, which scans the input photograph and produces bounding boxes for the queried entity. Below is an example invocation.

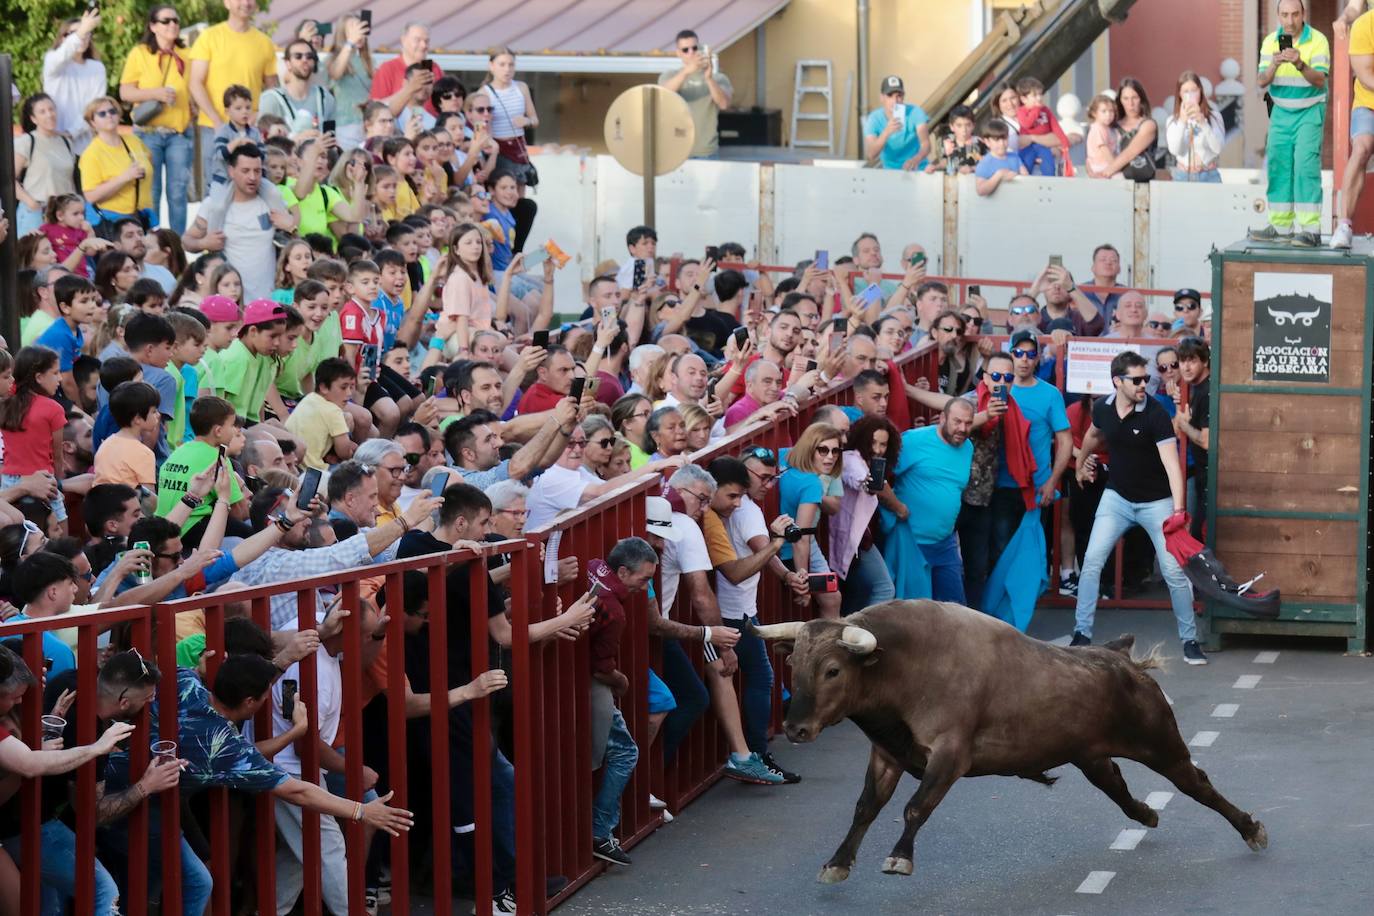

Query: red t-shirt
[339,300,385,373]
[369,59,444,116]
[517,381,565,415]
[2,395,65,475]
[594,370,624,408]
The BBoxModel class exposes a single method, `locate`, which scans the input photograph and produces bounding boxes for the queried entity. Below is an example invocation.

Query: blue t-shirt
[7,613,76,677]
[179,364,200,444]
[140,363,179,462]
[488,207,517,271]
[34,319,83,372]
[893,426,973,543]
[373,292,405,351]
[996,379,1070,490]
[777,465,823,561]
[974,154,1022,179]
[863,104,929,170]
[92,406,118,456]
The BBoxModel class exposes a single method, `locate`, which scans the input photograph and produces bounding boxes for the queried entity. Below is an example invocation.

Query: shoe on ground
[593,836,632,866]
[723,752,785,785]
[762,752,802,784]
[660,807,674,823]
[1069,631,1091,647]
[365,891,378,916]
[1331,222,1354,249]
[473,888,518,915]
[1290,230,1320,248]
[1183,640,1209,665]
[648,793,666,810]
[1248,225,1286,242]
[1058,571,1080,597]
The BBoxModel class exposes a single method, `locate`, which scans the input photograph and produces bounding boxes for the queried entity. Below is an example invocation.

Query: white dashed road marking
[1110,828,1147,851]
[1076,871,1116,894]
[1233,674,1262,689]
[1253,651,1279,664]
[1212,703,1239,718]
[1145,791,1173,811]
[1189,731,1220,748]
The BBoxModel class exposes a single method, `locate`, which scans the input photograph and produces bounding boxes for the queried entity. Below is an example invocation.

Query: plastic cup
[150,739,178,763]
[41,715,66,741]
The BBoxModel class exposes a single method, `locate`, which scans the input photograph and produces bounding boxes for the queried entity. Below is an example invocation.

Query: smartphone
[909,251,926,268]
[807,572,839,593]
[866,457,887,493]
[1048,254,1063,269]
[806,359,817,373]
[360,9,372,28]
[731,326,750,350]
[570,377,586,402]
[523,247,550,269]
[533,329,550,348]
[858,284,884,307]
[360,344,380,375]
[998,383,1010,403]
[1277,33,1293,52]
[893,104,906,127]
[296,468,322,510]
[701,44,711,59]
[317,22,332,36]
[214,445,225,481]
[419,59,434,75]
[969,284,981,297]
[281,679,297,720]
[814,249,829,271]
[321,119,336,135]
[632,259,647,288]
[829,331,844,354]
[705,245,721,264]
[428,472,448,498]
[425,373,438,397]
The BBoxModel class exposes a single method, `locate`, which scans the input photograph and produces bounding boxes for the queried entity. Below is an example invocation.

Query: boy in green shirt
[216,299,286,425]
[276,282,333,405]
[197,294,242,403]
[157,395,246,536]
[166,312,209,446]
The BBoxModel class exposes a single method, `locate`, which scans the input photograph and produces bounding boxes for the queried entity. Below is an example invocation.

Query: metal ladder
[789,60,834,154]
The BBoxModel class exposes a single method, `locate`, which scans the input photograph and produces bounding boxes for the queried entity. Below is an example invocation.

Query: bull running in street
[751,600,1269,884]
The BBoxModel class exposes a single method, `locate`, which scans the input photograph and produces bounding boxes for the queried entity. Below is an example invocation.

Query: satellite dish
[603,84,695,176]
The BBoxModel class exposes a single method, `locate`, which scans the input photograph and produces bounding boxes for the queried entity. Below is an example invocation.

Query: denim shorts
[1352,106,1374,138]
[0,474,66,522]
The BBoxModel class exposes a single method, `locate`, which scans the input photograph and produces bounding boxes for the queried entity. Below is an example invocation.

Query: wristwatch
[180,494,203,509]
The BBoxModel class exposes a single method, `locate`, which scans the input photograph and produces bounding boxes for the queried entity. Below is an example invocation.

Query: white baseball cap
[645,496,683,542]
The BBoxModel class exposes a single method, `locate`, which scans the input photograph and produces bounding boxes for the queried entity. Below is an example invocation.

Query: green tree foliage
[2,0,269,103]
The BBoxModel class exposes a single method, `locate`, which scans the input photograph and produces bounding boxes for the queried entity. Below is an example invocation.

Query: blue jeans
[842,544,896,615]
[591,707,638,839]
[197,125,216,198]
[1171,166,1220,183]
[919,532,966,604]
[16,200,44,237]
[1019,141,1056,176]
[136,127,193,233]
[451,747,519,893]
[725,617,774,755]
[1075,490,1196,641]
[3,820,120,915]
[658,639,708,762]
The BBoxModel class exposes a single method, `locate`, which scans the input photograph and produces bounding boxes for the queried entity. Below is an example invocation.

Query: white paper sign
[1066,339,1167,395]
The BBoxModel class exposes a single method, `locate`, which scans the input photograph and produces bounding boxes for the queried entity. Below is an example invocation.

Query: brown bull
[753,600,1268,883]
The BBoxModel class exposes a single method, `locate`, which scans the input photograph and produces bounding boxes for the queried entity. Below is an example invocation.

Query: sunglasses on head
[744,446,777,467]
[1010,347,1037,359]
[987,370,1013,382]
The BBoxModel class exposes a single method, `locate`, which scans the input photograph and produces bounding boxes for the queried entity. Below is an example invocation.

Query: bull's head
[752,620,879,743]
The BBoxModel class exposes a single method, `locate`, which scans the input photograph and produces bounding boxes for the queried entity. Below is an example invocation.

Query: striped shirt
[1260,25,1330,110]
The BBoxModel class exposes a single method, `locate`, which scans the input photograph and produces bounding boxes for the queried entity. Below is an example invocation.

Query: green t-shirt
[21,311,56,347]
[275,333,314,399]
[156,440,242,534]
[310,312,343,371]
[166,365,188,447]
[216,338,277,423]
[283,179,347,243]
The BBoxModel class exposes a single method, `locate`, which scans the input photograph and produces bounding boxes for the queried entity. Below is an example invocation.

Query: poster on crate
[1065,339,1165,395]
[1252,272,1331,383]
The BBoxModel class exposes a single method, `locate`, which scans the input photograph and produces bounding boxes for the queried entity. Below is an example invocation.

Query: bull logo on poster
[1251,272,1331,383]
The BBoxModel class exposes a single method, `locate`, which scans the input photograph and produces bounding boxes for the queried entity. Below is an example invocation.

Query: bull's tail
[1102,635,1168,673]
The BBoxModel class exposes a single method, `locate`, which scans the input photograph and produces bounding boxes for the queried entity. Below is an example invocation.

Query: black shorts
[362,364,420,408]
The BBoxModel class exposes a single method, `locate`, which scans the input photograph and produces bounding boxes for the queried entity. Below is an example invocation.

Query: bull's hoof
[1244,820,1268,851]
[880,856,914,876]
[817,865,851,884]
[1135,806,1160,829]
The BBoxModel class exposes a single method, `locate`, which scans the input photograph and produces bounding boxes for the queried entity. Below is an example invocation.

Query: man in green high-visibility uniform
[1251,0,1330,248]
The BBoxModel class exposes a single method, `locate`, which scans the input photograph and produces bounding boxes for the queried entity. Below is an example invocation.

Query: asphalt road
[558,608,1374,916]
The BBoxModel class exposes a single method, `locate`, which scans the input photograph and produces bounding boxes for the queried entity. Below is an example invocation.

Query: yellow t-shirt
[380,179,420,222]
[1353,14,1374,112]
[187,23,278,128]
[79,134,154,214]
[119,45,193,133]
[283,392,350,470]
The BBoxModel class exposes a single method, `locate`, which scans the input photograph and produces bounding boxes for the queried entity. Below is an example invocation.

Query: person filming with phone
[1252,0,1329,248]
[659,29,733,160]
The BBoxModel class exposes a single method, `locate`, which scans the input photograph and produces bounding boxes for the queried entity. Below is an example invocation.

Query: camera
[783,524,818,544]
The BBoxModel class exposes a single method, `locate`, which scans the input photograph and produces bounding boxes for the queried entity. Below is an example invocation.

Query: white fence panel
[956,174,1136,312]
[528,153,596,309]
[594,157,761,268]
[771,167,947,274]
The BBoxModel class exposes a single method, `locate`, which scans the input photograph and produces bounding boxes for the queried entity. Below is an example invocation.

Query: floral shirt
[105,667,288,797]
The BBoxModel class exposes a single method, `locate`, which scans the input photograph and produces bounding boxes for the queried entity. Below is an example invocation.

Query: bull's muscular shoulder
[853,598,1019,649]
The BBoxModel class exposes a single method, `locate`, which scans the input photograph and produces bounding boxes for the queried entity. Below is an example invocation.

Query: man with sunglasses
[659,29,733,160]
[1143,309,1174,338]
[1173,288,1204,336]
[395,422,447,509]
[1072,351,1206,665]
[259,39,336,135]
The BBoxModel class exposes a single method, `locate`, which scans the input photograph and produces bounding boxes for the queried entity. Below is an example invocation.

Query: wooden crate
[1205,241,1370,653]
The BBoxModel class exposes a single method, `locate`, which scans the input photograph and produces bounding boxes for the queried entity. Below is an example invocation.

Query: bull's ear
[860,648,884,667]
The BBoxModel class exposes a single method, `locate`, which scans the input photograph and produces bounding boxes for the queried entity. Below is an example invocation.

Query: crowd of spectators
[0,7,1226,914]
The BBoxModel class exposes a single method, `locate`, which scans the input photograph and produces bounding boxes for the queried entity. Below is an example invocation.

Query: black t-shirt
[684,309,740,357]
[1187,378,1210,478]
[1092,394,1177,503]
[396,529,504,687]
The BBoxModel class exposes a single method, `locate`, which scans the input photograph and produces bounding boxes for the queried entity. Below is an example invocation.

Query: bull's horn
[840,626,877,655]
[751,621,805,640]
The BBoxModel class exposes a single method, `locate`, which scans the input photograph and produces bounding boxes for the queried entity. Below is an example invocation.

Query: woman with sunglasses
[779,422,844,619]
[323,15,374,151]
[612,394,654,469]
[119,7,192,233]
[833,415,899,615]
[78,97,154,229]
[578,416,619,479]
[42,9,107,152]
[459,94,502,188]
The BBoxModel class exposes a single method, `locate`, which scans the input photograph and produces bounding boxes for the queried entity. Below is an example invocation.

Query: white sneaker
[1332,222,1354,249]
[648,793,666,810]
[660,808,674,823]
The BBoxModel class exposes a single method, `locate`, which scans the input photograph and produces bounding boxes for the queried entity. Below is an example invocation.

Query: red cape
[976,381,1039,511]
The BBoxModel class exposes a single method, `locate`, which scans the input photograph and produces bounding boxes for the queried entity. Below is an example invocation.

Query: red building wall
[1109,0,1229,107]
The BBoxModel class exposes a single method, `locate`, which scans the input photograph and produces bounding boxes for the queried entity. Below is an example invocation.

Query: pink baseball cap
[199,295,241,324]
[240,299,288,328]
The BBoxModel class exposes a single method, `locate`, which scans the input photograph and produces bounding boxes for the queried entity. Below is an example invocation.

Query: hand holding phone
[866,457,887,493]
[322,119,336,135]
[533,329,550,348]
[296,468,322,510]
[429,471,449,498]
[1048,254,1063,269]
[807,572,839,593]
[281,679,298,720]
[570,377,586,402]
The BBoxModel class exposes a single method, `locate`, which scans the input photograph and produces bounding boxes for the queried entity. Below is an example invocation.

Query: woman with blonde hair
[78,97,153,226]
[780,422,845,618]
[324,14,374,150]
[678,402,713,452]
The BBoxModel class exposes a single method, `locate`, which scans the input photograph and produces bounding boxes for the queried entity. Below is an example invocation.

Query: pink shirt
[723,393,763,429]
[829,450,880,578]
[440,268,493,328]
